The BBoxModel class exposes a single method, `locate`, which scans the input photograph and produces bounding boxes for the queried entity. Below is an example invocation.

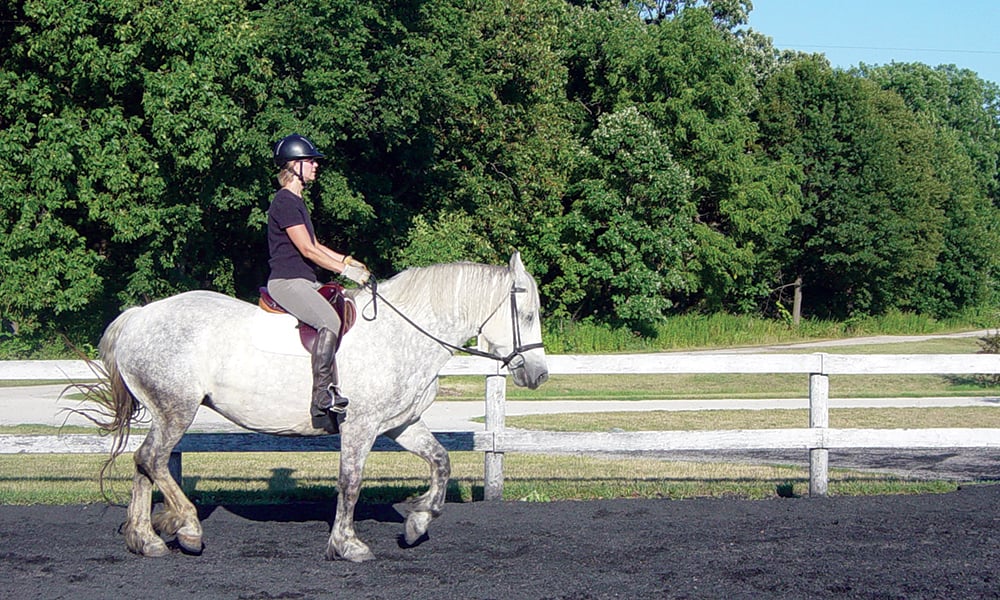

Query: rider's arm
[316,242,351,266]
[285,224,347,274]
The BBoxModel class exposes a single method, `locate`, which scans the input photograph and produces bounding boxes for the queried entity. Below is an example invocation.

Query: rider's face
[299,158,318,182]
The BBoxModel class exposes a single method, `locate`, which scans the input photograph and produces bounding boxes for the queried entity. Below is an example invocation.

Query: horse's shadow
[198,501,403,526]
[190,492,442,550]
[170,463,471,550]
[187,464,468,529]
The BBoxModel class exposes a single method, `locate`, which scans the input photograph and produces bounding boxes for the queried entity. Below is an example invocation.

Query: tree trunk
[792,276,802,326]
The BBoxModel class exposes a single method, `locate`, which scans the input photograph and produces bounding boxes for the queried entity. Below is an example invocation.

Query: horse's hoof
[327,541,375,562]
[177,533,204,555]
[404,511,433,545]
[129,537,170,558]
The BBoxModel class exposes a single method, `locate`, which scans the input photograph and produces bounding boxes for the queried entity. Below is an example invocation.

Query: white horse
[96,253,548,561]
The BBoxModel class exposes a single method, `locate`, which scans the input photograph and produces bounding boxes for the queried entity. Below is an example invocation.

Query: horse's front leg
[327,421,378,562]
[385,419,451,545]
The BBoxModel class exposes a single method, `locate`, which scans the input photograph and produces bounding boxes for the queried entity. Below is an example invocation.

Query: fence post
[483,371,507,501]
[169,451,183,487]
[808,364,830,497]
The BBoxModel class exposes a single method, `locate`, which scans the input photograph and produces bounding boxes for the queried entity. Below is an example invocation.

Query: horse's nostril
[526,371,549,389]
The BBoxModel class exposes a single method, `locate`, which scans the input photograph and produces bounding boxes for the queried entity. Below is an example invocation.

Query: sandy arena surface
[2,484,999,599]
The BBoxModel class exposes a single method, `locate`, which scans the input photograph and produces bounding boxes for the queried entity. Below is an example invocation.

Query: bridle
[476,284,546,368]
[359,277,544,369]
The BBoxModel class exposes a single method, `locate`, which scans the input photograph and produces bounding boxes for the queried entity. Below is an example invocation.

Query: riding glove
[342,256,371,285]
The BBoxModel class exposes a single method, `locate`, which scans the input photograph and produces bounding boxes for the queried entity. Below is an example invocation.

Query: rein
[358,276,543,368]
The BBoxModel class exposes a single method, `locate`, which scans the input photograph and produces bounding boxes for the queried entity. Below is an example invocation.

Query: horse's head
[479,252,549,389]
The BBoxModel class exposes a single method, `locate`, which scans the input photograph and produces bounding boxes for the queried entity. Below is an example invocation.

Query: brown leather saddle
[258,282,357,353]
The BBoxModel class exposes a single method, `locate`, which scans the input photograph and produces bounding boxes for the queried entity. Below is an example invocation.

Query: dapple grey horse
[97,253,548,561]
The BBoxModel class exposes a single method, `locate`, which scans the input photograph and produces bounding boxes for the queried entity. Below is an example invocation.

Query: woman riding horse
[266,133,370,431]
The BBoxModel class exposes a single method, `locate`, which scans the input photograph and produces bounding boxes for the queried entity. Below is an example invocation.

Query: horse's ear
[509,251,526,278]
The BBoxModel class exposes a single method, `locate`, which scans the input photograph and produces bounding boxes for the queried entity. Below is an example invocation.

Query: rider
[266,133,370,431]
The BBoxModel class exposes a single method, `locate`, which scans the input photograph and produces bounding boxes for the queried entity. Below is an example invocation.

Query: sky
[746,0,1000,86]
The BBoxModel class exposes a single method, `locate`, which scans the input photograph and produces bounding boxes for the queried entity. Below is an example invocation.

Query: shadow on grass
[182,482,474,507]
[187,478,474,527]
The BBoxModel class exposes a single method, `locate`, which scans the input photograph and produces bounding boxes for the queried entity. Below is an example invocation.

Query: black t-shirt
[267,188,318,282]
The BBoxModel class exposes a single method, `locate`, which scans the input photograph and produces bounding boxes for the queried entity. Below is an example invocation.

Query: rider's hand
[344,255,367,270]
[341,256,371,285]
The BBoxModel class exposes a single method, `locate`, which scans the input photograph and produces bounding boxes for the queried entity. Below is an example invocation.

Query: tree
[349,0,576,275]
[562,4,799,312]
[755,56,956,318]
[0,0,378,350]
[855,62,1000,313]
[552,107,696,329]
[856,63,1000,207]
[4,0,996,355]
[639,0,752,29]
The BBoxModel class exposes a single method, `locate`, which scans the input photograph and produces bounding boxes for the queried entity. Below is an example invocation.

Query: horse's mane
[373,261,511,316]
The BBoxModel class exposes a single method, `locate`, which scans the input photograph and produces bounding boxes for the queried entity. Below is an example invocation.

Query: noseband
[360,278,543,369]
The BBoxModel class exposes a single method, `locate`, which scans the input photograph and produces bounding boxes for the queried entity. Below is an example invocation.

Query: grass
[2,401,995,505]
[435,336,1000,401]
[0,380,82,388]
[503,407,1000,432]
[0,449,961,506]
[440,372,1000,402]
[0,424,111,435]
[541,308,996,353]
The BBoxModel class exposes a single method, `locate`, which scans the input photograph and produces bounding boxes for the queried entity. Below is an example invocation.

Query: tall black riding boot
[327,354,350,429]
[310,327,349,432]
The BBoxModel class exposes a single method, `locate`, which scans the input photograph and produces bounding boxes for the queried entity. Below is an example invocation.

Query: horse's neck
[380,264,509,345]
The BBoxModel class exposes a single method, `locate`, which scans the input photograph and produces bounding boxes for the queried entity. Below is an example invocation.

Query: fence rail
[2,355,999,498]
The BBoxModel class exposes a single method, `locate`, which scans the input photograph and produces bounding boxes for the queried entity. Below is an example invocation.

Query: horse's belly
[208,403,319,435]
[205,353,322,435]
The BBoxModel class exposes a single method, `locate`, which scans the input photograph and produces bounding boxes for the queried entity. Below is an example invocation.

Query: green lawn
[0,449,964,506]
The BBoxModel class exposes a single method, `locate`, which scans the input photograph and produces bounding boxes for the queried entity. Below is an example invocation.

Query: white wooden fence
[2,354,1000,499]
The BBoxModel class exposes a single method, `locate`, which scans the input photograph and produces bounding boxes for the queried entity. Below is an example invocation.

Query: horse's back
[149,289,252,313]
[101,291,256,387]
[133,290,250,322]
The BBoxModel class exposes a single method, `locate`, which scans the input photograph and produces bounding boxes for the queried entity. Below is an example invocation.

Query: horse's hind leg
[124,454,169,557]
[385,420,451,545]
[151,432,203,552]
[126,397,203,555]
[150,452,203,553]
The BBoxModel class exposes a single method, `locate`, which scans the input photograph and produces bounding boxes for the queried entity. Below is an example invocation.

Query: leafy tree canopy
[0,0,997,354]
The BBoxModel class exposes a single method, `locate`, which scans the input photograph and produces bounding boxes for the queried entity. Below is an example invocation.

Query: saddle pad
[250,309,310,357]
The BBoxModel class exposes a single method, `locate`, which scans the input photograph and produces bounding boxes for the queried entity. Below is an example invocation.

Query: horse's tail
[70,307,145,502]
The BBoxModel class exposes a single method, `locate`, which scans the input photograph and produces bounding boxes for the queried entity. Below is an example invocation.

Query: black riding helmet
[273,133,324,168]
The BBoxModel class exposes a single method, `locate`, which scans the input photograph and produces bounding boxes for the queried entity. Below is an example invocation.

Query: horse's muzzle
[512,360,549,389]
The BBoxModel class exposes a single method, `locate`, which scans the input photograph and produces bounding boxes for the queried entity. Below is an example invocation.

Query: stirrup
[311,387,349,433]
[327,385,349,412]
[329,396,349,414]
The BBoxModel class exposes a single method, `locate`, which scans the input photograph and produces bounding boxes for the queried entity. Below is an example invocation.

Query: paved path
[731,329,994,350]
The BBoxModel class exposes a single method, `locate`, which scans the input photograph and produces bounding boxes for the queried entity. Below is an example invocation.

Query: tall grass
[543,307,998,354]
[3,303,996,359]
